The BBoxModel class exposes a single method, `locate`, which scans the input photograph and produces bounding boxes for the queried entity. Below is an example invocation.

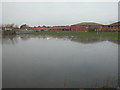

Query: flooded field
[2,35,118,88]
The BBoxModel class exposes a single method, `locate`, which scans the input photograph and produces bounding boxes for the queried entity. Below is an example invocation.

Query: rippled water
[2,35,118,88]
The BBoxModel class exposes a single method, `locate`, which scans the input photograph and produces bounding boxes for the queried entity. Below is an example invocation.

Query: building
[49,26,70,32]
[97,21,120,32]
[2,26,16,34]
[15,28,31,33]
[32,27,50,32]
[97,25,108,31]
[15,27,50,33]
[109,21,120,31]
[3,21,120,34]
[70,22,102,32]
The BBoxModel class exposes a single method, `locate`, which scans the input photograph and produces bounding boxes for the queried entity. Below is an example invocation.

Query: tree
[20,24,29,28]
[42,25,46,28]
[38,26,41,28]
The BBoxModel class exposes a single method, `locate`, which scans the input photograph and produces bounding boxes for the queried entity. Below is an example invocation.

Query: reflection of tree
[2,35,18,45]
[20,36,29,40]
[92,75,118,88]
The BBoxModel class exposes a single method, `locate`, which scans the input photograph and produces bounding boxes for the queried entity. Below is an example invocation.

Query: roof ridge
[74,22,103,25]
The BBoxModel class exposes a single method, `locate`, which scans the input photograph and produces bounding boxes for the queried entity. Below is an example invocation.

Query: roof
[31,28,49,30]
[73,22,103,26]
[50,26,70,29]
[15,27,49,30]
[15,28,28,30]
[110,21,120,25]
[4,27,13,28]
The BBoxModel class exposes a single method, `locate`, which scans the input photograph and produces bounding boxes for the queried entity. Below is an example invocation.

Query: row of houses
[15,27,49,33]
[2,26,71,34]
[2,21,120,34]
[2,26,16,35]
[70,22,120,32]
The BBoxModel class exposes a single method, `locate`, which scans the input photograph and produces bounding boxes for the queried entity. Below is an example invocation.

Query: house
[109,21,120,32]
[49,26,70,32]
[97,25,109,32]
[2,26,16,34]
[32,27,50,32]
[15,27,50,33]
[15,28,36,33]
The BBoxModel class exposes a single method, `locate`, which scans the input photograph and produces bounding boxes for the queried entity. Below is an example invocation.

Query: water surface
[2,35,118,88]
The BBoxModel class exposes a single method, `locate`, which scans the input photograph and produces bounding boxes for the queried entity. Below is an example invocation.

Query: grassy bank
[17,32,119,40]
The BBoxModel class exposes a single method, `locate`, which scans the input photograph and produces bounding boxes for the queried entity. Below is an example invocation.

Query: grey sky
[2,2,118,26]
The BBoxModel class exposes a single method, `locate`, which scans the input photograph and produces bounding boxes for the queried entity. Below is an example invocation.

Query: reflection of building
[2,34,119,45]
[71,38,106,44]
[70,22,102,32]
[2,35,18,44]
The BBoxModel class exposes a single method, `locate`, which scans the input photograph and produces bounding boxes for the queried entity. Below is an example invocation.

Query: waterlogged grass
[17,32,119,40]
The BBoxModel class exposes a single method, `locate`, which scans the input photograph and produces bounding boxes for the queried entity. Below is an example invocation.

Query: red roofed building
[2,26,16,34]
[70,22,102,32]
[97,22,120,32]
[15,27,50,33]
[49,26,70,32]
[32,27,50,31]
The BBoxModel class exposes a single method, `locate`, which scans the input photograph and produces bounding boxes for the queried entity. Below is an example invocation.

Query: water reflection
[2,35,118,88]
[2,35,119,45]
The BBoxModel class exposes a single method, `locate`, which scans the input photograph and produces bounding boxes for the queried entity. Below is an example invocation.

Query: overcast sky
[2,2,118,26]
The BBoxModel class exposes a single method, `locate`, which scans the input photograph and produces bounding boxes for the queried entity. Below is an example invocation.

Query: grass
[17,32,119,40]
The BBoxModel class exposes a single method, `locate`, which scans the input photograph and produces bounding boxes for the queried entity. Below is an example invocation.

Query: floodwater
[2,35,118,88]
